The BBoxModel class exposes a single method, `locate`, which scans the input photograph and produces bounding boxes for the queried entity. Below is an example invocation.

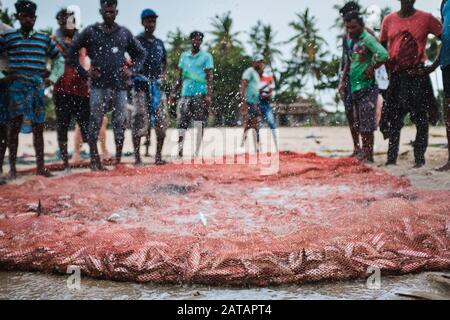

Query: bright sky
[1,0,444,108]
[1,0,442,49]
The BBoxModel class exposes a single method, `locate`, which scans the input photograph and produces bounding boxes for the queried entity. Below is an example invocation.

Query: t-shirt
[441,0,450,68]
[52,30,90,97]
[242,67,260,104]
[380,10,442,72]
[0,29,62,78]
[68,23,146,90]
[178,50,214,97]
[348,30,388,93]
[259,74,275,100]
[136,34,166,80]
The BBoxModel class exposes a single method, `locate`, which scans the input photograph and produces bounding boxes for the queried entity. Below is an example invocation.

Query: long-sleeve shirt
[0,28,64,82]
[68,23,146,90]
[348,30,388,93]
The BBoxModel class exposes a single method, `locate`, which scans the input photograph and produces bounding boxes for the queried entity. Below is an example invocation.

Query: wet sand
[1,126,449,300]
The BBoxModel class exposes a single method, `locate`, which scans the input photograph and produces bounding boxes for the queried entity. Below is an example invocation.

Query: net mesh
[0,152,449,285]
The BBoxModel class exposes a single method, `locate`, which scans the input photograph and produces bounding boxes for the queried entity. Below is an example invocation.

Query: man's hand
[89,67,101,79]
[44,79,54,88]
[365,66,375,80]
[122,67,133,80]
[204,94,212,108]
[240,102,248,117]
[0,73,18,84]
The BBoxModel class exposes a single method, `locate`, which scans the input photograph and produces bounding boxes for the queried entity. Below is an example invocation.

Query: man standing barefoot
[68,0,145,171]
[0,0,64,179]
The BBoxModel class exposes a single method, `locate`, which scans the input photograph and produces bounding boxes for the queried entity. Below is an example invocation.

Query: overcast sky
[1,0,442,49]
[1,0,443,108]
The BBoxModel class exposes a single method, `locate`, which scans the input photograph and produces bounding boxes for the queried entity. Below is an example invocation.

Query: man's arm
[161,43,168,82]
[127,33,146,75]
[47,38,65,84]
[67,29,89,78]
[205,69,213,107]
[240,79,248,115]
[168,67,183,106]
[364,35,389,79]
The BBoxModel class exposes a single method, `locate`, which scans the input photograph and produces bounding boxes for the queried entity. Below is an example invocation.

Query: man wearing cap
[0,0,64,179]
[68,0,146,171]
[169,31,214,159]
[133,9,168,166]
[240,55,265,153]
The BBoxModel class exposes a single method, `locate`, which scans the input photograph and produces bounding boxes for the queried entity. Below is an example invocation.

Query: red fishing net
[0,152,449,285]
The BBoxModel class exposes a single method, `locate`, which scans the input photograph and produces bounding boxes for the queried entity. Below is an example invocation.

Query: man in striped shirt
[0,0,64,179]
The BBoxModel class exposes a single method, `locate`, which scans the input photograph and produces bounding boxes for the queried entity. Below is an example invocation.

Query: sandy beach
[4,125,450,191]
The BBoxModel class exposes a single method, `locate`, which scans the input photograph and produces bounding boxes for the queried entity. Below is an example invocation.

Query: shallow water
[1,271,449,300]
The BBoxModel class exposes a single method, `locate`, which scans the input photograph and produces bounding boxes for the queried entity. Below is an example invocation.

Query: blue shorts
[0,82,9,125]
[259,100,277,130]
[8,75,45,124]
[149,80,162,126]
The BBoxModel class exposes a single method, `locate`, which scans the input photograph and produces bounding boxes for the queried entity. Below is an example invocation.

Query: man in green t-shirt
[240,55,265,152]
[169,31,214,159]
[345,11,388,163]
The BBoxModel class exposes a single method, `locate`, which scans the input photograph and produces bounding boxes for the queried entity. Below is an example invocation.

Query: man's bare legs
[72,124,83,163]
[361,132,374,163]
[99,116,110,161]
[73,116,109,163]
[437,99,450,171]
[7,116,22,179]
[346,108,361,157]
[0,124,7,176]
[7,116,52,179]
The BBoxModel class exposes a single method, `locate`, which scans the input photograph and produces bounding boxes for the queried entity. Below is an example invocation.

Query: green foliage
[0,2,15,26]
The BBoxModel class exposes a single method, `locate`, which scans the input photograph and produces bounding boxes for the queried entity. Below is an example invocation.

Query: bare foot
[101,153,113,161]
[134,162,145,168]
[8,170,17,180]
[37,168,54,178]
[349,148,362,158]
[413,162,425,169]
[155,159,167,166]
[90,164,109,172]
[436,162,450,172]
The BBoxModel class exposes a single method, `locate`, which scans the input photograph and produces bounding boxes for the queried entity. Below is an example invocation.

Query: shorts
[259,100,276,130]
[442,65,450,101]
[176,95,208,130]
[246,102,261,120]
[352,86,378,134]
[131,78,168,138]
[0,82,8,125]
[89,88,128,144]
[8,75,45,124]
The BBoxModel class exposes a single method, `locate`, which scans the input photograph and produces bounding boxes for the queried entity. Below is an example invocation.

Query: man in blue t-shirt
[439,0,450,171]
[169,31,214,158]
[133,9,168,166]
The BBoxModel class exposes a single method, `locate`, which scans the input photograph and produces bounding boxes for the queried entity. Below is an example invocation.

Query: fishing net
[0,152,449,285]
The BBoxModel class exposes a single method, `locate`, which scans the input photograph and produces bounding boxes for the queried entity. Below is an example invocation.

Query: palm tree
[288,9,326,65]
[248,21,282,81]
[287,8,328,94]
[0,0,16,26]
[209,11,242,52]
